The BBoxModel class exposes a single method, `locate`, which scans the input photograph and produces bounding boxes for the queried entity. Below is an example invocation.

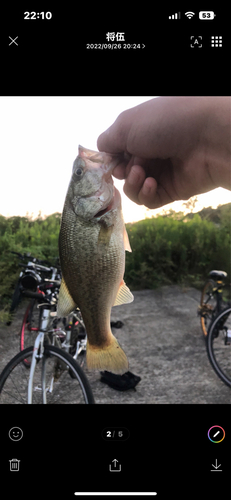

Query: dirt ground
[0,285,230,404]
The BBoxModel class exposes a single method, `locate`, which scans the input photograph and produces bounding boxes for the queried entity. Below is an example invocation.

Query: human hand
[97,97,231,209]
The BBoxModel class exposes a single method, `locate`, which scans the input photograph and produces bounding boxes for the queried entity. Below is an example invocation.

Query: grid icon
[211,36,222,47]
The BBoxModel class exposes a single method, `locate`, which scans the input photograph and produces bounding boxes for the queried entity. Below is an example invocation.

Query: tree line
[0,204,230,319]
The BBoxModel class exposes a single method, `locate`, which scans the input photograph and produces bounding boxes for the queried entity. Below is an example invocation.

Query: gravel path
[0,285,230,404]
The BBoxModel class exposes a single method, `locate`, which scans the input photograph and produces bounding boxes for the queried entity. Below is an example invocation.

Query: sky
[0,96,230,223]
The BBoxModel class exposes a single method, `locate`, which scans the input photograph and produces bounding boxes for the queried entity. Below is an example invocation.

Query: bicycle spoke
[0,346,94,404]
[207,307,231,387]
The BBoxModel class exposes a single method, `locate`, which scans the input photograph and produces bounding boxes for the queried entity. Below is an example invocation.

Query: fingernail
[142,181,151,196]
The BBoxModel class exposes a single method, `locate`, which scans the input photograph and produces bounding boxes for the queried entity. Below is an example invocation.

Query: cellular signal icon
[169,12,181,19]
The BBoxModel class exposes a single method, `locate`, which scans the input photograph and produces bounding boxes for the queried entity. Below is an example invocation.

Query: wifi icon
[185,11,195,19]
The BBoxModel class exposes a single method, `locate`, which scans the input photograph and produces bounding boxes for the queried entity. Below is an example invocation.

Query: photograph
[0,95,230,406]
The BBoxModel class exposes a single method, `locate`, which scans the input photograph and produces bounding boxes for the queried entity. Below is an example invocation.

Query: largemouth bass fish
[57,145,134,374]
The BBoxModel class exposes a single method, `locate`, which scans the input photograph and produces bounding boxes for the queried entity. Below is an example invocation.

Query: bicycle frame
[27,305,80,403]
[201,280,224,317]
[214,280,224,314]
[27,307,50,404]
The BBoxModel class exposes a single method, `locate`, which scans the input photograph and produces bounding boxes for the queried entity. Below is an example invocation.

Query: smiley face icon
[9,427,23,441]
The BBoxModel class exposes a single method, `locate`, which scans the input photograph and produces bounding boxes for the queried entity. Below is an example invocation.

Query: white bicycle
[0,288,94,404]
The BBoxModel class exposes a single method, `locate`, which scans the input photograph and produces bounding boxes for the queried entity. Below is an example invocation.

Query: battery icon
[199,11,216,20]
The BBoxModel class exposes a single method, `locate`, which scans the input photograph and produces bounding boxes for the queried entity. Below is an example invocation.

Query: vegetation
[125,203,230,289]
[0,204,230,316]
[0,212,61,314]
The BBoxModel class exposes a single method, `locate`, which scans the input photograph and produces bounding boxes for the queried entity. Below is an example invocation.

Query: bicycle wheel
[206,306,231,387]
[0,345,95,404]
[199,279,217,336]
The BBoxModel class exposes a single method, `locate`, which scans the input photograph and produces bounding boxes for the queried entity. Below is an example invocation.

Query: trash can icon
[9,458,20,471]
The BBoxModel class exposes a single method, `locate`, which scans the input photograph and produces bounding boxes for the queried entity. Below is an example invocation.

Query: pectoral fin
[124,227,132,252]
[113,280,134,306]
[97,222,114,252]
[57,276,77,317]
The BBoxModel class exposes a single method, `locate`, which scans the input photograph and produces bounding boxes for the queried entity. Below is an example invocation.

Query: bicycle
[17,257,61,356]
[16,255,122,368]
[206,305,231,387]
[198,270,230,336]
[6,252,140,394]
[7,251,61,323]
[0,288,95,404]
[17,270,87,368]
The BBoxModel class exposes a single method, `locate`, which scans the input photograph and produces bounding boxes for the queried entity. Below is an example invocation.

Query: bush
[125,209,230,290]
[0,213,61,309]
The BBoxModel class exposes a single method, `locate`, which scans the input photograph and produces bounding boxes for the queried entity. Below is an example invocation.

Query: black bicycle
[198,270,230,336]
[206,305,231,387]
[7,251,61,322]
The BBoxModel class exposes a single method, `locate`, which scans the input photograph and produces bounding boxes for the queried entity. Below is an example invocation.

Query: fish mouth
[93,200,114,218]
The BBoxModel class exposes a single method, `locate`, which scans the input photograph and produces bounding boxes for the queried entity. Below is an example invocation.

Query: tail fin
[86,334,128,375]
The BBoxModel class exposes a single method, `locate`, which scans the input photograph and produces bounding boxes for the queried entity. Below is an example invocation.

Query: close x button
[8,36,19,46]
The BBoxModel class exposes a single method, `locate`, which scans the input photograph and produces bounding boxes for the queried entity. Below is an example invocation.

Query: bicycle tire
[200,279,217,336]
[0,345,95,404]
[8,280,22,314]
[206,306,231,388]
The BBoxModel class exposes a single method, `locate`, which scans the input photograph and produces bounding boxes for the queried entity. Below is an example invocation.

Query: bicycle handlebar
[10,251,28,259]
[19,262,52,273]
[21,290,47,300]
[22,279,60,298]
[10,250,61,270]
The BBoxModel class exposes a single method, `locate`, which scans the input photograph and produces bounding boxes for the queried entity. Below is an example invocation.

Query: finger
[137,177,159,208]
[112,154,142,180]
[112,163,127,180]
[97,124,125,154]
[97,110,132,153]
[123,165,146,205]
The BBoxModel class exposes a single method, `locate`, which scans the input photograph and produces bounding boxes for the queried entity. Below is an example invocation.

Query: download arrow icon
[211,459,222,471]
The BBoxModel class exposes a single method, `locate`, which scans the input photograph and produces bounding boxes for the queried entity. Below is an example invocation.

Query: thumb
[97,111,131,154]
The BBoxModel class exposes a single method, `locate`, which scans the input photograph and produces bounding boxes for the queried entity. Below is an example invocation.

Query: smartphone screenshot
[0,5,230,498]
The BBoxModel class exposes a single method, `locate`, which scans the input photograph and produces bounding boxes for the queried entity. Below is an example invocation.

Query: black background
[1,4,230,95]
[1,406,230,497]
[1,4,230,499]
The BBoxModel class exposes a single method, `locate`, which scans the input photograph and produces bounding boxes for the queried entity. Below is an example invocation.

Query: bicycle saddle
[209,270,227,280]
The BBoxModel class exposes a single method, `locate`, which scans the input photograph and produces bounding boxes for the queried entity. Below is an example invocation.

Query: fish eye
[74,166,83,177]
[72,157,85,178]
